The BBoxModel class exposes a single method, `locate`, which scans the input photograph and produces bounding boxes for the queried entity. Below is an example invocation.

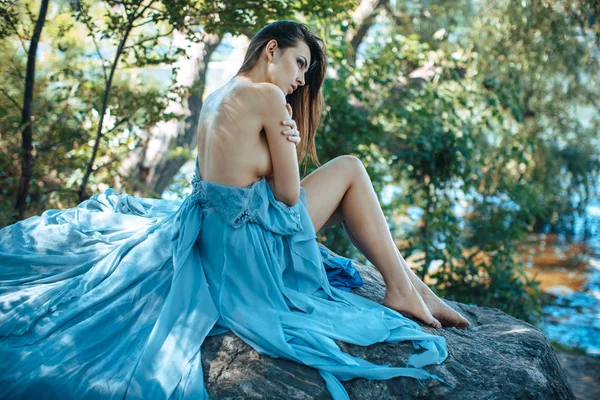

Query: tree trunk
[118,32,221,196]
[147,36,220,194]
[14,0,49,221]
[77,23,133,202]
[345,0,388,63]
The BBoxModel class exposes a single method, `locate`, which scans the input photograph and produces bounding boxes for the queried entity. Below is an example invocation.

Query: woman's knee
[333,155,365,178]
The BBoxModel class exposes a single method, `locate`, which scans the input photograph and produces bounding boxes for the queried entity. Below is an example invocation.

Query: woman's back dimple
[197,82,272,188]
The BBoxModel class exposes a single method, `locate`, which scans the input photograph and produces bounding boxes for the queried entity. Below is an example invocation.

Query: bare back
[196,80,273,188]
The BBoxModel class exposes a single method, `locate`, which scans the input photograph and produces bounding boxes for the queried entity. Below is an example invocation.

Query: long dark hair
[236,20,326,172]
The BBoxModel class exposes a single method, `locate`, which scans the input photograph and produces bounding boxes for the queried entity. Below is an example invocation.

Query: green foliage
[1,0,598,326]
[0,0,353,223]
[313,0,599,324]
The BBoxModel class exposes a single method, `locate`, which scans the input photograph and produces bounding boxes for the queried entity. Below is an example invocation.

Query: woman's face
[266,40,311,96]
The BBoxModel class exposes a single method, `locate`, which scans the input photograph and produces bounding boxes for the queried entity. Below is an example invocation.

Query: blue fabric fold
[319,247,365,292]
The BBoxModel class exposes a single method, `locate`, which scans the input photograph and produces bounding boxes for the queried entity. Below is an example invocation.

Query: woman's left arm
[281,104,301,146]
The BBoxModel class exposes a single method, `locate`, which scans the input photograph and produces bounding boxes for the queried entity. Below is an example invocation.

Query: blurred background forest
[1,0,599,357]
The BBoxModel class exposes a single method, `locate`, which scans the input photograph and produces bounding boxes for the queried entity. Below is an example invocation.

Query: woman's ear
[265,39,278,62]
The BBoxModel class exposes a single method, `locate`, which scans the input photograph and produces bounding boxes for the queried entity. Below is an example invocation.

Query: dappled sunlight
[153,334,193,389]
[0,189,188,397]
[497,326,534,335]
[59,333,74,346]
[39,364,59,377]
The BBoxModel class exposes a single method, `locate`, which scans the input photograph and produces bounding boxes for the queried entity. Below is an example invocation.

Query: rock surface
[200,244,576,399]
[555,352,600,400]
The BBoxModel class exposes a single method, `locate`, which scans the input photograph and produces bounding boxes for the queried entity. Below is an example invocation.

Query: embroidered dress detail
[232,208,252,226]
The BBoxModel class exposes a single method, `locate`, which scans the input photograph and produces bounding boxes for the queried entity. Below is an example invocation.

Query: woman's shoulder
[203,80,286,129]
[228,81,286,112]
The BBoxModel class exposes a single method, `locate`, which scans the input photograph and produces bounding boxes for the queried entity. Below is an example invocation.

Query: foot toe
[431,318,442,329]
[456,319,470,329]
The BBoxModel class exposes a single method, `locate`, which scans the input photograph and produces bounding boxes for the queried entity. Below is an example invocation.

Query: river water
[396,198,600,357]
[520,205,600,357]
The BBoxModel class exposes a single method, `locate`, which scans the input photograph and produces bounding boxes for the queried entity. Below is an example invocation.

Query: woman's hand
[281,103,301,147]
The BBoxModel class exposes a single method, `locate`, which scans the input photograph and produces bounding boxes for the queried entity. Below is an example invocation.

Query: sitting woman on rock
[0,19,469,400]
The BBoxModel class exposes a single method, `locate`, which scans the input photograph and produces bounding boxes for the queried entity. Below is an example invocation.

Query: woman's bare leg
[301,155,441,328]
[341,221,470,329]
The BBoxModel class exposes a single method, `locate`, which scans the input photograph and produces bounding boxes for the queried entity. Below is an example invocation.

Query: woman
[0,20,468,400]
[225,21,469,331]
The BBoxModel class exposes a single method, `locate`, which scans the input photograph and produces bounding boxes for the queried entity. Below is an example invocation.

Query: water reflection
[520,233,600,356]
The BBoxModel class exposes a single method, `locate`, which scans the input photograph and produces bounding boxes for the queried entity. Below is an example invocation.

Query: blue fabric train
[0,156,449,399]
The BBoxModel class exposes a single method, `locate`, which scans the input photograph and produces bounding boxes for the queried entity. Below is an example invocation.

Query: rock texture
[556,352,600,400]
[200,244,575,399]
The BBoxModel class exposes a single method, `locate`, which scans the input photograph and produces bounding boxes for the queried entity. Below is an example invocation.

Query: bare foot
[419,291,470,329]
[383,286,442,329]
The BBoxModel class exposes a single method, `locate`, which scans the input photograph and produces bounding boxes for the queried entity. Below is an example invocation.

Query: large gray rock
[200,244,575,399]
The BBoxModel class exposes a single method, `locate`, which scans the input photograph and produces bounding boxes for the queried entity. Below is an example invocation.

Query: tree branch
[78,7,109,84]
[0,6,28,51]
[77,22,134,201]
[123,27,175,50]
[0,87,22,111]
[40,187,79,195]
[104,116,130,135]
[133,0,156,21]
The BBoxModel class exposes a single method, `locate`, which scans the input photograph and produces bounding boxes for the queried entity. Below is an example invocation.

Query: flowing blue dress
[0,156,450,399]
